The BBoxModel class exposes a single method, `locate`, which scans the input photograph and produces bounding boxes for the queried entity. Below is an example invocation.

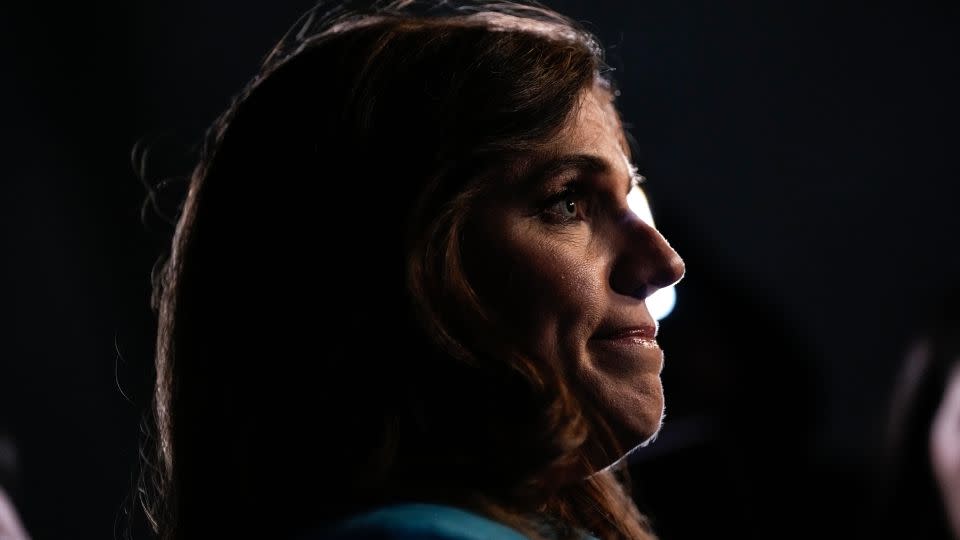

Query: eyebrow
[518,153,639,195]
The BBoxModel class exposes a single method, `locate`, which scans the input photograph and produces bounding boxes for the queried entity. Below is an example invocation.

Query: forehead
[544,85,629,159]
[494,85,631,188]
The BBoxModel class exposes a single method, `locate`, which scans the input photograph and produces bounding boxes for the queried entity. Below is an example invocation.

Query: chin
[633,405,666,449]
[589,396,665,473]
[624,400,666,448]
[578,367,666,471]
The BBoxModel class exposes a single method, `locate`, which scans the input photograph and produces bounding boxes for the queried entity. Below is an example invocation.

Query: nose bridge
[610,211,685,299]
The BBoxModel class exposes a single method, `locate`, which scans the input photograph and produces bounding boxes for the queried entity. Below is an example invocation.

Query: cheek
[466,218,664,449]
[498,233,606,343]
[466,218,606,351]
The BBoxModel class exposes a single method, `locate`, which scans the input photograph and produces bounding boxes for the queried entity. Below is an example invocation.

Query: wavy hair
[145,2,654,538]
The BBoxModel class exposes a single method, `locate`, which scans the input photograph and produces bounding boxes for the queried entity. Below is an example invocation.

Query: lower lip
[590,336,663,373]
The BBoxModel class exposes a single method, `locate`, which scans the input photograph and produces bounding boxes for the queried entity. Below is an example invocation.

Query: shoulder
[305,503,531,540]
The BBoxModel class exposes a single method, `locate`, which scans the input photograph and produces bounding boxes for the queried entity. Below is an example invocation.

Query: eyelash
[540,184,587,224]
[629,164,646,190]
[537,172,642,225]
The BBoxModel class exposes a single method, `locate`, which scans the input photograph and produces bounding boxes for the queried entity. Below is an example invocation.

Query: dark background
[2,1,958,538]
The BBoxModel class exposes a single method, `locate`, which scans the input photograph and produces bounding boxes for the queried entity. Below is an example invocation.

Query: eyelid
[540,177,585,200]
[537,182,588,223]
[537,169,642,220]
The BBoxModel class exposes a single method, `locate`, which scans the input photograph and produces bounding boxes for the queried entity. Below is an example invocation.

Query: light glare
[627,185,677,321]
[646,286,677,321]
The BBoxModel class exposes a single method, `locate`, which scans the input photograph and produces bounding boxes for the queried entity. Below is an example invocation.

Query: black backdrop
[2,1,959,538]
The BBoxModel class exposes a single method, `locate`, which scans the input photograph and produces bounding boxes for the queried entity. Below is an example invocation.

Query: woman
[880,288,960,539]
[143,1,684,538]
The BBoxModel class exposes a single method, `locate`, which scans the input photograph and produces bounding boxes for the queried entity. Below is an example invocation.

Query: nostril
[632,285,650,300]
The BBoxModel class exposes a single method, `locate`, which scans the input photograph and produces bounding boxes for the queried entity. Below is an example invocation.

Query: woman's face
[467,86,685,456]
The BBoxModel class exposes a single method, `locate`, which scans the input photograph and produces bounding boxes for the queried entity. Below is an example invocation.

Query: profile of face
[467,85,685,457]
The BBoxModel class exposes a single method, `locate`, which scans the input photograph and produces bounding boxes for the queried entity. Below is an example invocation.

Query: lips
[590,324,662,374]
[592,324,658,341]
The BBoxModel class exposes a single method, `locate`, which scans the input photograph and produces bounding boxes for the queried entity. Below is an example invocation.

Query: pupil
[565,200,576,214]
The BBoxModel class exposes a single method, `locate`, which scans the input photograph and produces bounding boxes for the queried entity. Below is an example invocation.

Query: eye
[552,196,578,219]
[541,187,584,223]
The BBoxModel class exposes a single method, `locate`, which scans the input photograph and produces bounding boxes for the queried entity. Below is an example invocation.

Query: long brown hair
[145,2,654,538]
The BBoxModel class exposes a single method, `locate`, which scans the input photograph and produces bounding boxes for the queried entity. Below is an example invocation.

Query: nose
[609,212,685,300]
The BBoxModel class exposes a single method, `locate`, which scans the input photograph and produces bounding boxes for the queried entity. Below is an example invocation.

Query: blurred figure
[933,361,960,539]
[878,288,960,539]
[0,489,29,540]
[0,429,29,540]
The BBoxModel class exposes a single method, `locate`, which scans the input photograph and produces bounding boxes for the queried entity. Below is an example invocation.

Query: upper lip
[592,323,658,340]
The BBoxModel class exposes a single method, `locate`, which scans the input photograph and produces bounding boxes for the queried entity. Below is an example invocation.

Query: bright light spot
[627,184,677,321]
[627,184,655,226]
[646,286,677,321]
